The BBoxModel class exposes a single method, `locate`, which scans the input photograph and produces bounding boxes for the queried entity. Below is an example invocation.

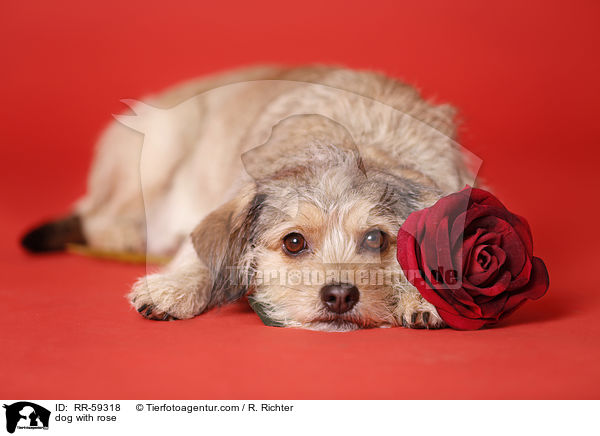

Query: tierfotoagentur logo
[2,402,50,434]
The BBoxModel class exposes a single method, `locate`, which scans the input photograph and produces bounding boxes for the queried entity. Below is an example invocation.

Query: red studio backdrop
[1,0,599,399]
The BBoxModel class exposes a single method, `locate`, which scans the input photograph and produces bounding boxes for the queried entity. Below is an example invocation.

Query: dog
[22,65,475,331]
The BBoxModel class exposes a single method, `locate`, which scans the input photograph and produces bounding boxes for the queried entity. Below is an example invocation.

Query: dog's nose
[320,283,359,314]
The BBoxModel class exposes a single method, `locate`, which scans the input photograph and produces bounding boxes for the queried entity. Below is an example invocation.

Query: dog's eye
[362,229,388,252]
[282,232,307,255]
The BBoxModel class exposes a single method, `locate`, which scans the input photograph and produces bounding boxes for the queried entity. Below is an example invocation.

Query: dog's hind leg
[21,118,148,254]
[21,99,196,255]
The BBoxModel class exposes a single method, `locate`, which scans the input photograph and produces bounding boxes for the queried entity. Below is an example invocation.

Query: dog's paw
[401,307,445,329]
[135,303,179,321]
[128,273,208,321]
[396,285,446,329]
[397,295,446,329]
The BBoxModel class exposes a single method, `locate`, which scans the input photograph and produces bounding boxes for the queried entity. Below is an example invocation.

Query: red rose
[397,187,549,330]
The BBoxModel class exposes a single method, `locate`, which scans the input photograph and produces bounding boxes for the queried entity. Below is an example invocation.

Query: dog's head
[191,116,448,331]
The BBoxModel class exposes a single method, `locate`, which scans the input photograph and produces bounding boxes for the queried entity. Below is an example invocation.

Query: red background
[1,0,599,399]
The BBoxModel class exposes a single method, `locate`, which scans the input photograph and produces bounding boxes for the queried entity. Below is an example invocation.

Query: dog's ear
[190,185,265,308]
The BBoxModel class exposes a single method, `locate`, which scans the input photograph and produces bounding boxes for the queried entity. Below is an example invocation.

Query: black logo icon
[2,402,50,434]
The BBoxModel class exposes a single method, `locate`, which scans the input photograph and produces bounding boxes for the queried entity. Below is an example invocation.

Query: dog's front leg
[128,185,260,321]
[128,237,211,320]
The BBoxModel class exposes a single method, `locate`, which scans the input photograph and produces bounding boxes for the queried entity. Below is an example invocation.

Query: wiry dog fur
[23,65,475,331]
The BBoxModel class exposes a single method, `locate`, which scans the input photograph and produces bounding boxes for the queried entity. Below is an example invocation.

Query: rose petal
[478,292,509,319]
[507,256,532,291]
[450,210,469,252]
[467,250,499,285]
[496,260,548,321]
[469,187,506,209]
[459,228,486,272]
[473,293,498,305]
[441,286,483,317]
[469,215,530,281]
[463,202,534,261]
[464,269,512,297]
[417,215,458,294]
[436,215,457,281]
[507,213,533,257]
[466,245,506,286]
[490,244,507,270]
[477,246,492,269]
[460,230,502,276]
[420,233,440,285]
[505,257,550,304]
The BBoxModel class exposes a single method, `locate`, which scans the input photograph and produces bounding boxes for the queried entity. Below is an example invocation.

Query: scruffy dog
[22,66,475,331]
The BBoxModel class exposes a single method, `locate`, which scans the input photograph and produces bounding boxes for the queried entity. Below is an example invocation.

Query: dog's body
[23,66,475,331]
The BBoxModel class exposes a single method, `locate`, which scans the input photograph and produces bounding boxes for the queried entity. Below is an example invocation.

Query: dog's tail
[21,215,86,252]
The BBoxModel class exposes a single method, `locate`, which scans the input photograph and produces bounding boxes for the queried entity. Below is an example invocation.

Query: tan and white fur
[23,66,475,331]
